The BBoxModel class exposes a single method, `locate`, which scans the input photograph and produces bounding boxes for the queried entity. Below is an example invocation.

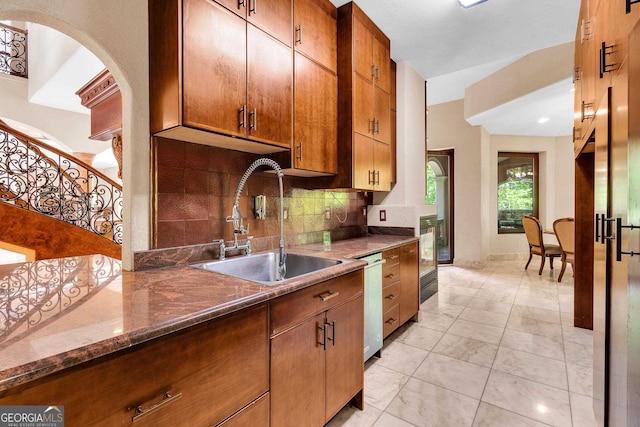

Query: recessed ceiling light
[458,0,489,8]
[538,117,549,124]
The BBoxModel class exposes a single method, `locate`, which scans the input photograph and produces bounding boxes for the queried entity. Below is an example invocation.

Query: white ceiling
[330,0,581,137]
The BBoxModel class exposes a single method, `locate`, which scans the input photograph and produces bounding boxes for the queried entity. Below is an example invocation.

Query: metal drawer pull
[250,0,257,13]
[386,255,398,260]
[319,291,339,301]
[386,318,397,325]
[132,392,182,423]
[385,294,397,300]
[385,273,396,279]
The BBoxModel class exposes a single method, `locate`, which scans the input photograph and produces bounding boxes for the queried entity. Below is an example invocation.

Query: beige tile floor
[327,259,596,427]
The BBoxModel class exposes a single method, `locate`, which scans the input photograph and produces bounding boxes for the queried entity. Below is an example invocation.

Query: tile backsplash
[154,137,370,250]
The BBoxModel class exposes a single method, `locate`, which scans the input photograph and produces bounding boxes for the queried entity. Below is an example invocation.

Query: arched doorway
[0,1,150,270]
[427,149,454,264]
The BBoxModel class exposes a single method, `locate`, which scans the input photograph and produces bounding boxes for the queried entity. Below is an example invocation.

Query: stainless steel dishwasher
[361,253,385,361]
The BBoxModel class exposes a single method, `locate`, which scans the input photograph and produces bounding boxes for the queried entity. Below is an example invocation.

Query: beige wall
[428,99,575,266]
[0,0,150,270]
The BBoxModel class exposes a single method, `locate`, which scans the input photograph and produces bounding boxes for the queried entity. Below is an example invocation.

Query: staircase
[0,121,123,254]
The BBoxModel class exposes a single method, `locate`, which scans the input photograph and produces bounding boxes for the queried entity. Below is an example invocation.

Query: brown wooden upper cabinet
[335,1,392,191]
[291,0,338,176]
[149,0,292,154]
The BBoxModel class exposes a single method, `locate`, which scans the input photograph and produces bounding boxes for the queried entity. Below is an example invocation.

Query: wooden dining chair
[522,215,562,275]
[553,217,575,282]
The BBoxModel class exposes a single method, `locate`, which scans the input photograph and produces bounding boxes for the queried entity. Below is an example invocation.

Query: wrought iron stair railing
[0,121,123,245]
[0,23,27,78]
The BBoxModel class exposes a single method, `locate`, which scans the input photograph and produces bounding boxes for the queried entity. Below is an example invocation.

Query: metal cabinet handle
[371,64,376,80]
[375,170,380,185]
[385,318,397,326]
[386,254,398,260]
[385,294,397,300]
[296,142,303,161]
[616,217,640,261]
[601,215,615,244]
[318,324,326,350]
[595,213,600,242]
[249,0,257,13]
[319,291,339,301]
[295,24,302,44]
[238,0,245,8]
[249,108,257,130]
[239,105,246,128]
[132,392,182,423]
[325,321,336,346]
[368,170,375,185]
[385,273,396,279]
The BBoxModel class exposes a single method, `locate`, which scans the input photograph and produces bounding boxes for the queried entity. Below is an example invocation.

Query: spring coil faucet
[226,158,287,280]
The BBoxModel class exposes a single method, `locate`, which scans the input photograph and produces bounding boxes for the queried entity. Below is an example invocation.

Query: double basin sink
[191,252,343,285]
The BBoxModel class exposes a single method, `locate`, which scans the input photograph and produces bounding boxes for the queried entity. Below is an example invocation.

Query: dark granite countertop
[0,234,417,391]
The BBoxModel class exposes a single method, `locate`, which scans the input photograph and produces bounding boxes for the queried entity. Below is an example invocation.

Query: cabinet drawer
[382,281,400,313]
[382,247,400,268]
[218,392,269,427]
[382,264,400,286]
[383,305,400,338]
[270,270,364,336]
[0,304,269,427]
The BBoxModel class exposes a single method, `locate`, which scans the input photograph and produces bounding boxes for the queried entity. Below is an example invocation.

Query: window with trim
[497,152,538,233]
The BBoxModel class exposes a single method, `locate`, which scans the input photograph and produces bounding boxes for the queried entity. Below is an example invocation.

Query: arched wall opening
[0,1,150,270]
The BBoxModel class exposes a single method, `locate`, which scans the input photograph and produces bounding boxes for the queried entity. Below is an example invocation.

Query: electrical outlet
[380,210,386,221]
[283,207,289,220]
[324,207,331,220]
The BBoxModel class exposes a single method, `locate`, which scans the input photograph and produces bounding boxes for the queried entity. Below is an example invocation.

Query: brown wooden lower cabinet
[382,241,419,338]
[0,303,269,427]
[270,270,365,426]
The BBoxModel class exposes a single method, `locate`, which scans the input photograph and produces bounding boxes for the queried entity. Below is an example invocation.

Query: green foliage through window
[426,164,436,205]
[497,153,538,233]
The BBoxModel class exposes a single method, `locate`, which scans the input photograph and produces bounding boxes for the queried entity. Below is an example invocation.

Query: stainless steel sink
[191,252,342,284]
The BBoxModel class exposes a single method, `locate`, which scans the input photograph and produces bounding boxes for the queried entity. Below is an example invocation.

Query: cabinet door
[373,85,390,143]
[325,295,364,422]
[353,16,373,82]
[353,74,374,137]
[246,0,292,46]
[294,0,337,72]
[183,0,247,137]
[294,52,337,173]
[373,139,391,191]
[373,36,390,93]
[247,24,292,148]
[270,313,326,427]
[399,242,419,324]
[353,133,374,190]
